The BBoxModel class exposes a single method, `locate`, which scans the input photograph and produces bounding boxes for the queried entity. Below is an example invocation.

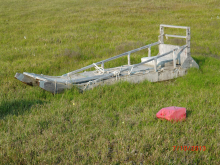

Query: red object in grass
[156,106,186,121]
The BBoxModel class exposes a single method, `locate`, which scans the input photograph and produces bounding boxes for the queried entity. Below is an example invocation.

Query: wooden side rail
[64,41,160,76]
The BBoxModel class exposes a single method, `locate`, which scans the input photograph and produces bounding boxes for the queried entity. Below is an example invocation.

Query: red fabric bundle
[156,106,186,121]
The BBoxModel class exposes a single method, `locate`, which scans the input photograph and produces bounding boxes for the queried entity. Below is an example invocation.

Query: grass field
[0,0,220,164]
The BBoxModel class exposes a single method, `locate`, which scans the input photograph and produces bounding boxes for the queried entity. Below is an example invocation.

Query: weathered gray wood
[68,67,186,91]
[160,24,188,29]
[93,45,186,83]
[148,47,151,57]
[15,73,38,86]
[173,50,176,68]
[15,44,187,94]
[154,57,157,72]
[128,52,131,65]
[39,81,63,94]
[14,24,199,94]
[181,56,199,69]
[165,34,187,39]
[65,42,160,76]
[186,27,191,57]
[160,24,190,62]
[160,26,164,44]
[77,66,188,91]
[70,74,112,84]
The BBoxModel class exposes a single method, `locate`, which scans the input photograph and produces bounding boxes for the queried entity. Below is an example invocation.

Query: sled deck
[15,24,199,94]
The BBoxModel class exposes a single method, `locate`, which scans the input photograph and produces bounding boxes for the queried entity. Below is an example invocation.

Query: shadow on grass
[193,55,220,68]
[0,100,44,119]
[192,56,206,68]
[186,110,193,118]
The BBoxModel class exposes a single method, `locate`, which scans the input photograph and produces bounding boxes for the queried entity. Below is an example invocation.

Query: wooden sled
[15,24,199,94]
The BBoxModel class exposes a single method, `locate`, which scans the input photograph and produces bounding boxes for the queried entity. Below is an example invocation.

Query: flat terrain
[0,0,220,164]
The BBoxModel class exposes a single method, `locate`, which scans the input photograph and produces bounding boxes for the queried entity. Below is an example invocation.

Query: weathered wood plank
[15,73,38,86]
[160,24,188,29]
[93,45,187,83]
[165,34,187,39]
[64,42,160,76]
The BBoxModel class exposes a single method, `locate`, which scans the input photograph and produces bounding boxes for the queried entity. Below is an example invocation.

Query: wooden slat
[15,73,38,86]
[160,24,188,29]
[93,45,187,83]
[64,42,160,76]
[165,34,187,39]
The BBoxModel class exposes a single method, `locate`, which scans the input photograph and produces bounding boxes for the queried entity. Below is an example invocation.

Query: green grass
[0,0,220,164]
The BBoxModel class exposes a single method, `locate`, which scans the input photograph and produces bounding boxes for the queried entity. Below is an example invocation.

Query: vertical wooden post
[154,57,157,72]
[54,80,57,95]
[101,62,104,69]
[160,25,164,44]
[148,47,151,57]
[186,27,190,57]
[128,52,131,65]
[173,50,176,68]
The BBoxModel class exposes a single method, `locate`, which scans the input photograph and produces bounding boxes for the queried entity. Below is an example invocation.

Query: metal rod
[101,62,104,69]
